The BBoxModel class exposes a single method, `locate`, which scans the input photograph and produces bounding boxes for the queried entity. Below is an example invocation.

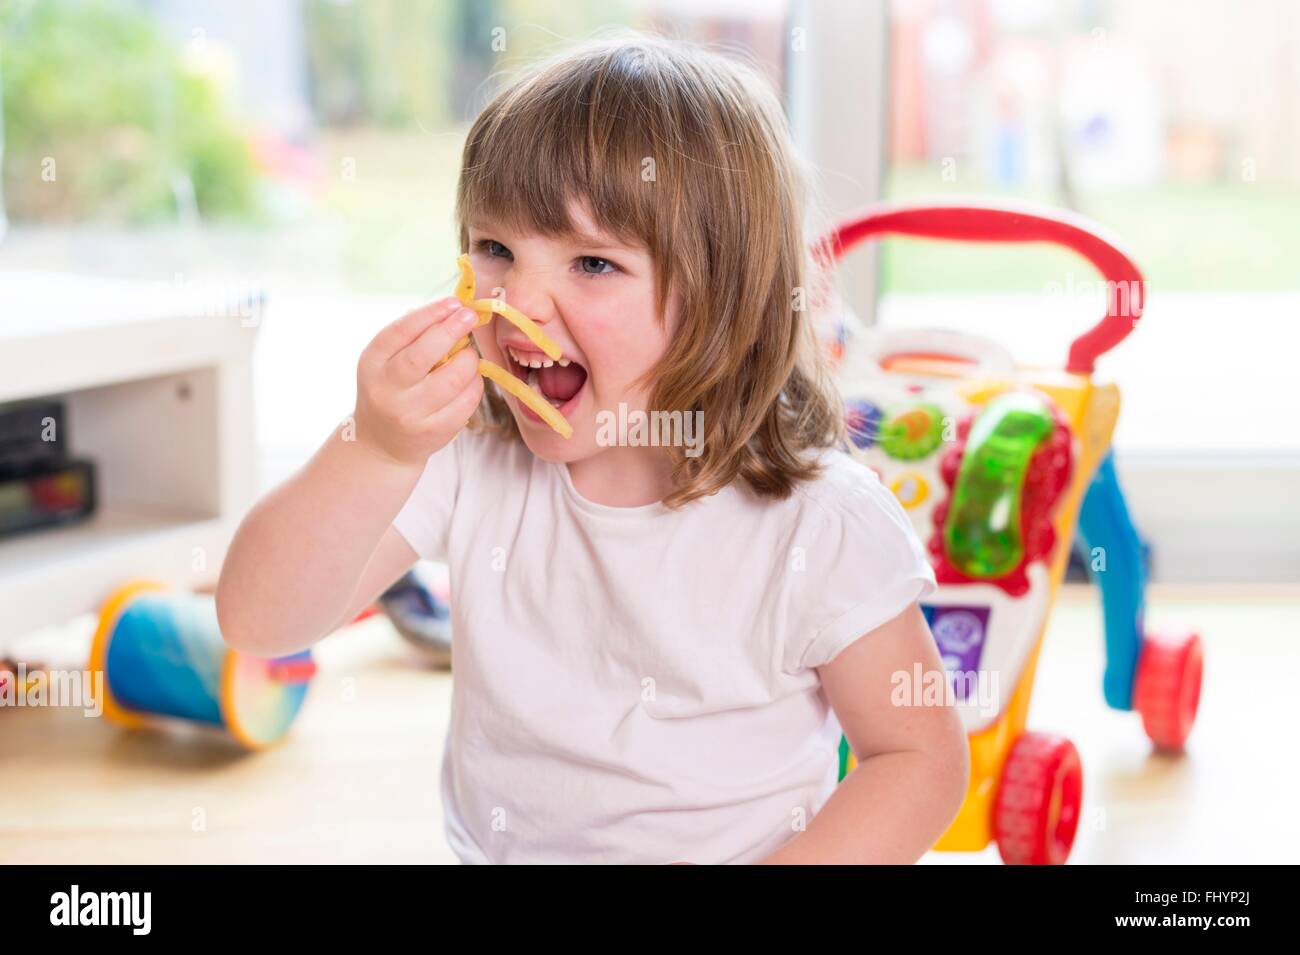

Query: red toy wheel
[994,732,1083,865]
[1133,630,1203,752]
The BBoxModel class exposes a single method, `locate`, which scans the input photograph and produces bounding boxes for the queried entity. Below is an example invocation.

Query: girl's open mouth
[503,344,589,423]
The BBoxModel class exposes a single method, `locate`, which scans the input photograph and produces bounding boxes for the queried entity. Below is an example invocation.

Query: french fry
[454,252,476,303]
[471,298,562,360]
[434,254,573,438]
[437,255,492,365]
[479,360,574,438]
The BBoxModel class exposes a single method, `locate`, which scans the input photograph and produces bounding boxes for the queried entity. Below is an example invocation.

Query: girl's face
[468,201,675,462]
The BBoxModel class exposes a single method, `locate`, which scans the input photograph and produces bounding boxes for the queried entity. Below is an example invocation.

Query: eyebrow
[468,221,641,253]
[567,232,642,251]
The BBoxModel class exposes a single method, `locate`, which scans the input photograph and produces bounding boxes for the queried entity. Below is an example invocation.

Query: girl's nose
[500,270,556,326]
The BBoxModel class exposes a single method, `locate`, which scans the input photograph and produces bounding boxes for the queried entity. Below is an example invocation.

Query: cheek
[579,290,668,389]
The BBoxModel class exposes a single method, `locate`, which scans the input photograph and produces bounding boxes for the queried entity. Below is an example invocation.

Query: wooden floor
[2,584,1297,864]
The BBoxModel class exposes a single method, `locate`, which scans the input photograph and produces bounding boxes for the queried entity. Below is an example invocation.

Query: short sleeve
[783,469,938,673]
[391,434,463,562]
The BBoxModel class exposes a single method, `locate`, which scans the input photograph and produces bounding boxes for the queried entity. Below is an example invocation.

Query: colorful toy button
[844,398,883,450]
[880,403,946,460]
[889,471,930,509]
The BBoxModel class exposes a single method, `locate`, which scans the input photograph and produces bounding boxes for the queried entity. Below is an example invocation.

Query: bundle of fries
[438,254,573,438]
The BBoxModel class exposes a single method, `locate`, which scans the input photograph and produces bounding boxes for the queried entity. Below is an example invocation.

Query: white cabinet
[0,270,260,646]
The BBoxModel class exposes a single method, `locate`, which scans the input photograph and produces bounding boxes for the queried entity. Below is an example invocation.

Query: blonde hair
[456,31,844,507]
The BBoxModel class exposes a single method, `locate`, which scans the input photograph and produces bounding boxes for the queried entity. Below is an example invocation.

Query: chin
[508,384,591,461]
[514,418,594,462]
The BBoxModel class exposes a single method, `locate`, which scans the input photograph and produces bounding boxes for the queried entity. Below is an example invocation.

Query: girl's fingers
[407,346,481,414]
[390,306,480,387]
[369,296,462,364]
[423,369,485,434]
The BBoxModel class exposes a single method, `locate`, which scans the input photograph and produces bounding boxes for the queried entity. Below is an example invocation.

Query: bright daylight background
[2,0,1298,580]
[3,0,1300,867]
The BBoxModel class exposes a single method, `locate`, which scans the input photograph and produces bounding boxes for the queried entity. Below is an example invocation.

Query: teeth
[526,367,539,389]
[509,345,564,369]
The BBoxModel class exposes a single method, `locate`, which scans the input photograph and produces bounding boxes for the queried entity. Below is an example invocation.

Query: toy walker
[825,201,1203,865]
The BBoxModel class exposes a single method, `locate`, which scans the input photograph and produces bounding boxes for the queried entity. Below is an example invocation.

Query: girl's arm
[215,297,484,658]
[760,602,970,864]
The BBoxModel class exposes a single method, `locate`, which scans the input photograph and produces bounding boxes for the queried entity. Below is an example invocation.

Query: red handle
[267,659,317,683]
[818,200,1145,374]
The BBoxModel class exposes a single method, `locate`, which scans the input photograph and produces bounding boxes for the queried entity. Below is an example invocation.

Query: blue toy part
[105,594,225,726]
[1075,450,1146,711]
[91,583,314,749]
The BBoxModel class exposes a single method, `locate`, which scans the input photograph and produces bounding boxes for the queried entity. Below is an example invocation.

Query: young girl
[216,33,968,864]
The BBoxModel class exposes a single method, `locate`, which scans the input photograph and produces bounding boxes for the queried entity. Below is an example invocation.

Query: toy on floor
[824,201,1203,865]
[88,580,316,750]
[379,567,453,668]
[441,254,573,438]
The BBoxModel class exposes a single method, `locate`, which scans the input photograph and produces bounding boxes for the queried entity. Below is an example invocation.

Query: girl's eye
[474,239,512,259]
[578,256,618,277]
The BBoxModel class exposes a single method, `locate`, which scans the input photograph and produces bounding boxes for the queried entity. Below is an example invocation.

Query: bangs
[456,45,663,252]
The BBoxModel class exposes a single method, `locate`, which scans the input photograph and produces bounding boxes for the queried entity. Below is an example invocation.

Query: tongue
[537,363,586,402]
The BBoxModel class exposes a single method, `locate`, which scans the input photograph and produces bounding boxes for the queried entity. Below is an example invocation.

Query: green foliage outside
[0,0,257,223]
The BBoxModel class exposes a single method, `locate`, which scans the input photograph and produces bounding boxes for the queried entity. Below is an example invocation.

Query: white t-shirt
[392,427,936,864]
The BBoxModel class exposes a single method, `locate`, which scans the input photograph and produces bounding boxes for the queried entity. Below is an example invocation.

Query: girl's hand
[353,297,485,467]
